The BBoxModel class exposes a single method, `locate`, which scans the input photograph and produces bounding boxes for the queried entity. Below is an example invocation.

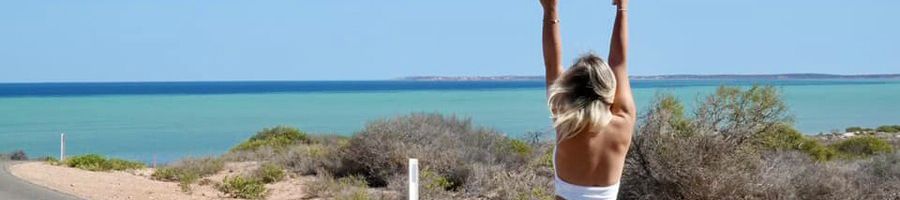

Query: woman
[541,0,635,199]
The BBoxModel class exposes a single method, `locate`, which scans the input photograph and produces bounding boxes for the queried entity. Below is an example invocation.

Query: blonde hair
[548,53,617,142]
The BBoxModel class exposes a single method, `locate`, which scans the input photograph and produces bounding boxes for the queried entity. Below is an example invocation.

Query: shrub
[757,124,836,161]
[343,113,528,189]
[799,140,837,161]
[66,154,106,171]
[9,150,27,160]
[152,157,223,181]
[275,143,348,176]
[218,175,267,199]
[307,171,371,200]
[622,86,791,199]
[65,154,144,171]
[830,136,894,158]
[504,139,532,158]
[107,158,146,170]
[458,164,554,200]
[151,157,224,192]
[231,126,309,152]
[42,156,62,165]
[620,86,900,199]
[876,125,900,133]
[254,163,285,184]
[846,126,874,133]
[692,85,791,143]
[860,152,900,199]
[421,169,453,191]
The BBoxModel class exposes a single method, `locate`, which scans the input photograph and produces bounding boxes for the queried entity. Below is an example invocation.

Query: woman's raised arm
[608,0,636,120]
[541,0,563,94]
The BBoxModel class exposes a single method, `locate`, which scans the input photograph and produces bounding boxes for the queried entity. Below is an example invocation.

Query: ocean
[1,80,898,163]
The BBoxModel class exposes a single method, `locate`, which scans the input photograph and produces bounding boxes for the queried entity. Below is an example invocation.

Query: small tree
[693,85,792,144]
[830,136,894,158]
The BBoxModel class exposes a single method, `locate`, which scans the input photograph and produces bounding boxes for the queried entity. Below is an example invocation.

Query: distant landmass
[399,74,900,81]
[399,76,544,81]
[630,73,900,80]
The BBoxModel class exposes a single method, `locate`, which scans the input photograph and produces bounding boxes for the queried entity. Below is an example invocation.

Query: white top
[553,145,620,200]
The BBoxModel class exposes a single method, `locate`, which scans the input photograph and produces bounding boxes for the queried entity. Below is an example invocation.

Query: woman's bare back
[555,115,634,186]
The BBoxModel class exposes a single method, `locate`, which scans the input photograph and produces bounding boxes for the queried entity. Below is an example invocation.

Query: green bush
[231,126,310,152]
[757,124,806,150]
[218,176,267,199]
[799,140,837,161]
[876,125,900,133]
[654,93,693,137]
[830,136,894,158]
[421,169,453,191]
[846,126,874,133]
[65,154,144,171]
[254,163,285,184]
[757,124,836,161]
[504,139,532,158]
[65,154,106,171]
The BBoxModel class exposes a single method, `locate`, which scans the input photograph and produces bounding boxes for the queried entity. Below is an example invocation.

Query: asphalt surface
[0,160,82,200]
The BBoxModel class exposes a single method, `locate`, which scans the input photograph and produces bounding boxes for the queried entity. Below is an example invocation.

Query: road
[0,160,81,200]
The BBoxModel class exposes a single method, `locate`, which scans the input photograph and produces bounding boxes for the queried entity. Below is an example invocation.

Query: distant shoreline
[1,73,898,84]
[399,73,900,81]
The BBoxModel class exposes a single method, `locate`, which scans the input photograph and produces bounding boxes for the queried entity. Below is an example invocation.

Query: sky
[1,0,898,82]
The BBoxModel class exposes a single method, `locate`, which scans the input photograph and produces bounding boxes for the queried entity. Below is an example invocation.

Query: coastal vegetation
[254,163,285,184]
[35,85,899,199]
[218,175,267,199]
[230,126,310,152]
[62,154,144,171]
[621,85,899,199]
[151,156,224,192]
[2,150,29,160]
[846,125,900,134]
[877,125,900,133]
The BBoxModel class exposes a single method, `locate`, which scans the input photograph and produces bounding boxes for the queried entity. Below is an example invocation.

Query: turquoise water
[1,80,898,162]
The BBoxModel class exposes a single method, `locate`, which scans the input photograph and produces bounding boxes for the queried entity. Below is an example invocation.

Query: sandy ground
[9,162,312,200]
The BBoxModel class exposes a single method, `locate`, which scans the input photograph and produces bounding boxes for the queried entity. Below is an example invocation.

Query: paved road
[0,160,82,200]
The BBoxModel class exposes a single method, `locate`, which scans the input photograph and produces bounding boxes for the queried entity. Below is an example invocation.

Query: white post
[60,133,65,161]
[408,158,419,200]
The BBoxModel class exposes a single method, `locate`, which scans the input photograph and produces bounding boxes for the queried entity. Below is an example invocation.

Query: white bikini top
[553,145,620,200]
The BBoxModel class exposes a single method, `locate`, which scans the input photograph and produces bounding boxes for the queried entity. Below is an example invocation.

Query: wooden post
[60,133,65,161]
[409,158,418,200]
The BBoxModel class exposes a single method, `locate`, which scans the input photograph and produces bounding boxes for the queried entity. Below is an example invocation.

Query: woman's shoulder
[602,116,635,145]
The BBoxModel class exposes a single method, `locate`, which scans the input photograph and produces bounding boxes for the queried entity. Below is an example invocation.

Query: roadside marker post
[60,133,66,161]
[409,158,419,200]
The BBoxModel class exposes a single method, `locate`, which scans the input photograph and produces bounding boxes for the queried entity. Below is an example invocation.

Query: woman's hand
[540,0,557,10]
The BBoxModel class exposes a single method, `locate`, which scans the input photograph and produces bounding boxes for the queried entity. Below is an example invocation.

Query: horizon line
[1,73,899,84]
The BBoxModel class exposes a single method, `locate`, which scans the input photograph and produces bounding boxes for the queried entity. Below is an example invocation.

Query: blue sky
[1,0,898,82]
